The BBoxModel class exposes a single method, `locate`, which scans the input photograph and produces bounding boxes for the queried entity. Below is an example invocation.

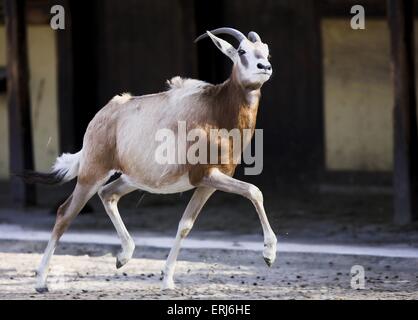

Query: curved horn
[195,27,246,44]
[248,31,261,43]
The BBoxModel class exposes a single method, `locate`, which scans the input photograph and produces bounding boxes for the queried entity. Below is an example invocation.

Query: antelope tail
[18,151,82,185]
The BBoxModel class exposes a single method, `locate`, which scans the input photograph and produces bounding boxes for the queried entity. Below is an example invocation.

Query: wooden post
[4,0,36,206]
[56,0,76,153]
[0,67,6,92]
[387,0,418,224]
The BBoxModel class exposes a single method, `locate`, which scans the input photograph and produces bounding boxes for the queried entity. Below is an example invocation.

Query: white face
[235,40,272,87]
[206,31,272,88]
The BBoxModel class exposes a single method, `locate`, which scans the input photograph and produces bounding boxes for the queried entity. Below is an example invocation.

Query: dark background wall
[222,0,324,186]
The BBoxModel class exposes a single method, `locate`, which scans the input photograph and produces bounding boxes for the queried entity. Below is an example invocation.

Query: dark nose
[257,63,272,71]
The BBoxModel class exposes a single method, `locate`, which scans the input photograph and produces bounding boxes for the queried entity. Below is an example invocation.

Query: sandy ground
[1,182,418,299]
[0,240,417,300]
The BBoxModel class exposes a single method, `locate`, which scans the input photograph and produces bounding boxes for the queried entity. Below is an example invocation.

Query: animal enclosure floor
[1,182,418,299]
[0,240,417,300]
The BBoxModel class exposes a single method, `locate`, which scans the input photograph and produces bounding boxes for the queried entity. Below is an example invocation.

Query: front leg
[198,168,277,266]
[162,187,215,290]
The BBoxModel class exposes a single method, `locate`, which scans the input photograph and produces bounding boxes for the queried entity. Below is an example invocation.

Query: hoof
[116,258,126,269]
[264,257,274,267]
[35,286,49,294]
[115,246,134,269]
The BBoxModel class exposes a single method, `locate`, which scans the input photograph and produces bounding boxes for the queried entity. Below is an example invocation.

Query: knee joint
[180,228,191,238]
[57,197,72,217]
[247,185,263,203]
[54,217,70,236]
[98,188,117,203]
[179,221,193,238]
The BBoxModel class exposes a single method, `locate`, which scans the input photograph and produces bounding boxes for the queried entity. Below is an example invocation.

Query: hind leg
[98,175,137,269]
[35,181,102,293]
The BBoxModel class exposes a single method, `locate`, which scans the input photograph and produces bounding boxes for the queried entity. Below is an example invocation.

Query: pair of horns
[195,27,261,44]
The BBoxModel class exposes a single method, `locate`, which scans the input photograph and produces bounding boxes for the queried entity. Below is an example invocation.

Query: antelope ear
[206,31,237,62]
[248,31,261,43]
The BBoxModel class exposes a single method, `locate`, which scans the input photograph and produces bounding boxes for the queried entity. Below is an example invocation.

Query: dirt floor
[0,240,417,300]
[1,181,418,300]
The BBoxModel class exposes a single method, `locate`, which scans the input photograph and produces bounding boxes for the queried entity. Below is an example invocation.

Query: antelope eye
[238,49,246,56]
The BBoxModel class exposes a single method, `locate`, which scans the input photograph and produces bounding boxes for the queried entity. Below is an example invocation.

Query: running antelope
[23,27,277,292]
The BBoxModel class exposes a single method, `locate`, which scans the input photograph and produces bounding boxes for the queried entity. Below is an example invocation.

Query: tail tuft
[18,150,82,186]
[52,151,81,182]
[17,170,65,185]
